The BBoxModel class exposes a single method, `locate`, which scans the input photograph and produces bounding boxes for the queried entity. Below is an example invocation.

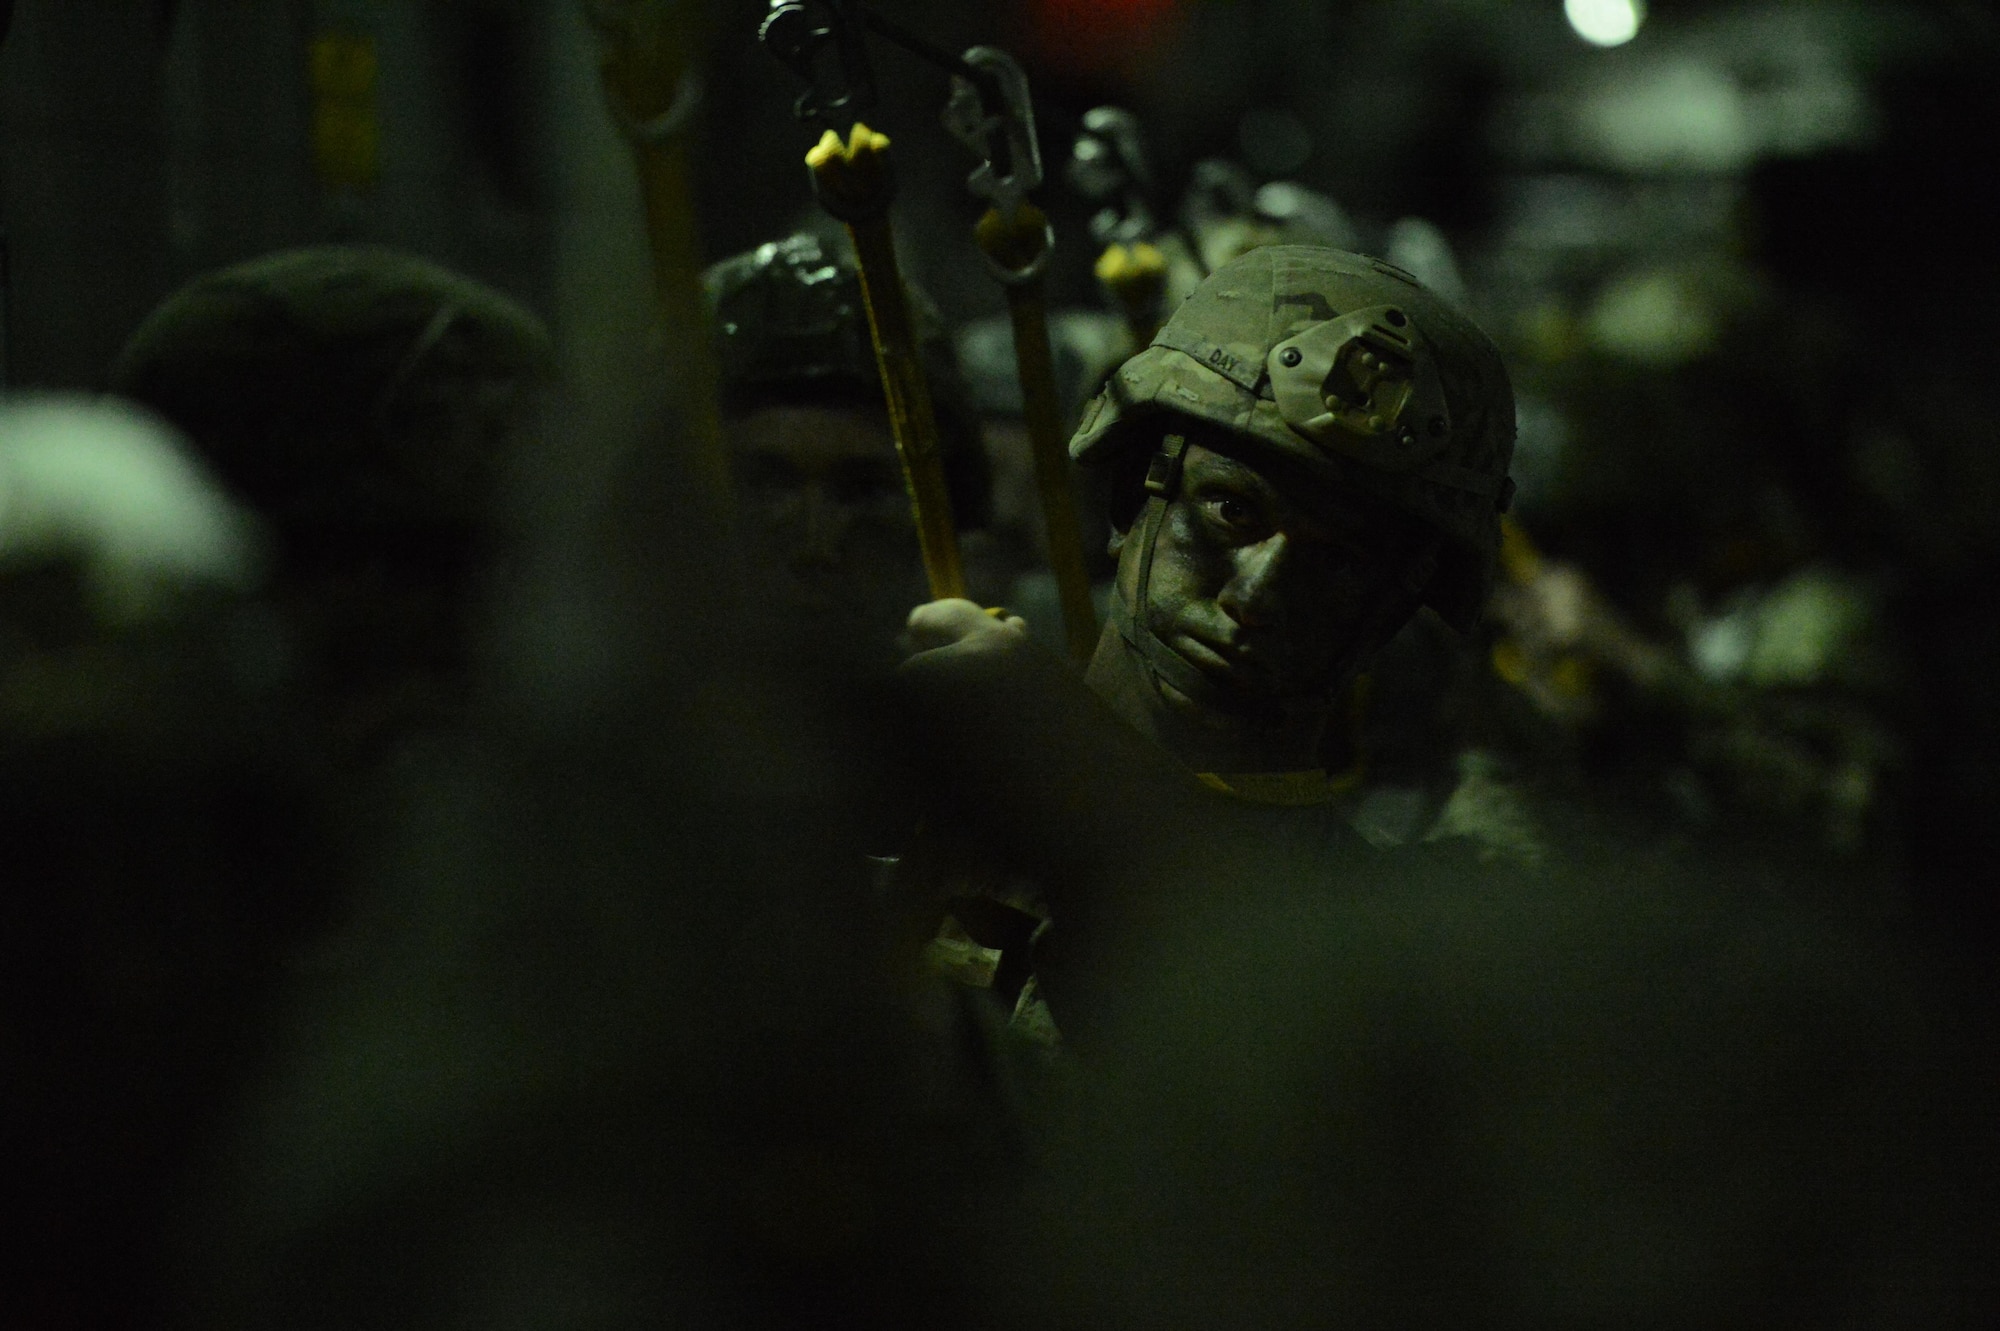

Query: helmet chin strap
[1110,434,1293,729]
[1108,434,1439,737]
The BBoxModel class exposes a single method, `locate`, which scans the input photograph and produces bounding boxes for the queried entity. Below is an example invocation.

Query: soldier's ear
[1106,528,1127,559]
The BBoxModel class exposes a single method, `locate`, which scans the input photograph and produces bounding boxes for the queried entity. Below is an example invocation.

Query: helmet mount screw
[1279,347,1302,368]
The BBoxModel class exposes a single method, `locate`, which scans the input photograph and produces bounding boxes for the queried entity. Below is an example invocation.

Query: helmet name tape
[1267,305,1451,474]
[1151,324,1262,392]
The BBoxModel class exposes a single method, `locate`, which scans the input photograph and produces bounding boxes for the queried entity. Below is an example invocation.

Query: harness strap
[1113,434,1290,724]
[1109,432,1440,730]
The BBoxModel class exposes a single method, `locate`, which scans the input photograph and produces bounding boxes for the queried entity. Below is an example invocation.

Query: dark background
[5,2,1998,1326]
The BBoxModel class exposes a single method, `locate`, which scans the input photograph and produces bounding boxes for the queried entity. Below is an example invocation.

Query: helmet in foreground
[111,245,553,539]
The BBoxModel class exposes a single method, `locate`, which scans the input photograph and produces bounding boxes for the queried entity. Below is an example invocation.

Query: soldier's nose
[1218,534,1288,628]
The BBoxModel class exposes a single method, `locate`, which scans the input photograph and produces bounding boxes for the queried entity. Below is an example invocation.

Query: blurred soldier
[991,818,1993,1329]
[1486,523,1897,858]
[50,250,553,1323]
[705,233,994,660]
[1180,162,1359,286]
[0,394,260,634]
[1,397,317,1329]
[111,244,554,767]
[123,242,1005,1329]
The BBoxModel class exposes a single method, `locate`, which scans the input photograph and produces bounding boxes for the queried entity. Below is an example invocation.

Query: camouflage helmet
[703,234,990,528]
[1071,244,1516,629]
[110,245,553,540]
[704,234,879,408]
[702,233,975,412]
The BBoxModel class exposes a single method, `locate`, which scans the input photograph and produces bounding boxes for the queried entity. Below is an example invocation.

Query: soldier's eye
[1206,496,1262,535]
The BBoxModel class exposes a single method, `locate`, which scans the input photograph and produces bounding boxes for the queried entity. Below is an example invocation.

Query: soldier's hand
[900,598,1028,657]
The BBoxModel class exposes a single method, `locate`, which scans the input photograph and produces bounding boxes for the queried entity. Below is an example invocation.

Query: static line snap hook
[760,0,877,126]
[944,46,1042,220]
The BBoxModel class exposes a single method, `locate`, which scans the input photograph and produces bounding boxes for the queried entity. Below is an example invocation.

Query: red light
[1024,0,1184,77]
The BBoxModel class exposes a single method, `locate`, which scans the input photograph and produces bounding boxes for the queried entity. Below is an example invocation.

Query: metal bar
[589,2,734,517]
[1008,278,1099,661]
[809,124,966,601]
[977,203,1099,660]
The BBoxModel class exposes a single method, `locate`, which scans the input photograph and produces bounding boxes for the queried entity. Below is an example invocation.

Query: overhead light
[1565,0,1644,48]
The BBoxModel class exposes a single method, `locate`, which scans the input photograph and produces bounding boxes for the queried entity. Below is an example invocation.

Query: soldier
[886,254,1988,1327]
[895,244,1521,1043]
[914,244,1514,800]
[1,396,289,1330]
[110,244,554,767]
[705,233,997,659]
[71,250,551,1320]
[1066,243,1513,784]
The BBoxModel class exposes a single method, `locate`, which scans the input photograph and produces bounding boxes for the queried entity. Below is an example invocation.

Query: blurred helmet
[0,394,260,630]
[704,234,879,409]
[110,245,553,542]
[1071,244,1516,629]
[703,234,990,528]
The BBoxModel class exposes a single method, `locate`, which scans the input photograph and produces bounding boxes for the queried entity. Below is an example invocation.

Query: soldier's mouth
[1170,633,1277,692]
